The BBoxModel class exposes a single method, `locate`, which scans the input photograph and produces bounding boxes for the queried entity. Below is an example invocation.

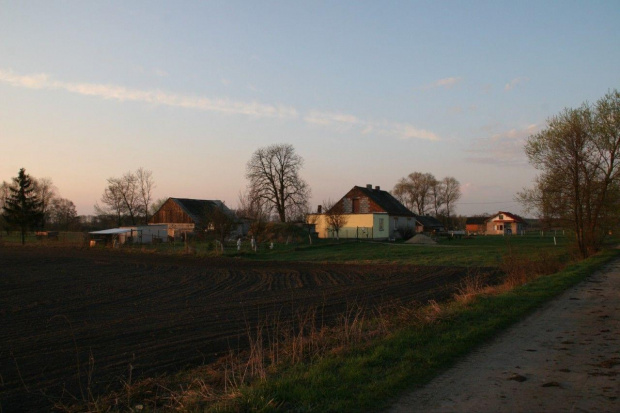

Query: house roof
[414,214,444,229]
[89,228,132,235]
[491,211,527,224]
[169,198,235,224]
[352,185,415,216]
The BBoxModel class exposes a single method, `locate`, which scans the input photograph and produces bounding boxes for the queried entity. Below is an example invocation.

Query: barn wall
[149,199,194,224]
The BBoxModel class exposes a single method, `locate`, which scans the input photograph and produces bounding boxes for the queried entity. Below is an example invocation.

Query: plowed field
[0,246,498,411]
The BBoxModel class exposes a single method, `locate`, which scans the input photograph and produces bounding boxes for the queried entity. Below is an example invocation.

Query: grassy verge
[217,248,619,412]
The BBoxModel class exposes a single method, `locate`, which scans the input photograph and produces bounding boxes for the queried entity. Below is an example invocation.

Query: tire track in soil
[0,247,499,411]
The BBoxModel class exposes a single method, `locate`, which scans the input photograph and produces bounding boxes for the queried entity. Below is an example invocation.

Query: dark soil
[0,246,498,411]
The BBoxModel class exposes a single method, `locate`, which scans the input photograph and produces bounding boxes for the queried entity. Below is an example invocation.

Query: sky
[1,1,619,217]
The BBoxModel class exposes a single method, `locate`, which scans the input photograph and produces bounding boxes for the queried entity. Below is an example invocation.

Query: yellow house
[308,184,416,240]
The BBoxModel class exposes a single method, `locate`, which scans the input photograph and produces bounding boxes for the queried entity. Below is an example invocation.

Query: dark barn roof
[414,214,444,229]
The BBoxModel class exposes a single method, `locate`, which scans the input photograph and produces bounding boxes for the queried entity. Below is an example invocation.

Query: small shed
[88,228,133,246]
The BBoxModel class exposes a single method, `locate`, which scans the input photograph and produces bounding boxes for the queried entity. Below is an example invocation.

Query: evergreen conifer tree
[2,168,44,244]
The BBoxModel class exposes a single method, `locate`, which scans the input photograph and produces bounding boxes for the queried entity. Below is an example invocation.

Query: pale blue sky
[1,1,619,216]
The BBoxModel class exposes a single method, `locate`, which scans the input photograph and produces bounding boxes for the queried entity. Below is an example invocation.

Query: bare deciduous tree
[203,203,236,247]
[33,177,57,228]
[442,176,462,220]
[245,144,310,223]
[323,199,348,240]
[392,172,436,215]
[136,167,155,224]
[97,168,155,226]
[49,198,78,230]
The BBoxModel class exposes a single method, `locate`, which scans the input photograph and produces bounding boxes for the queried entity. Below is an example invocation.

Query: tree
[0,181,10,234]
[33,177,57,229]
[518,90,620,258]
[392,172,437,215]
[49,198,78,230]
[323,199,348,240]
[204,204,236,247]
[245,144,310,222]
[136,167,155,224]
[2,168,44,244]
[97,168,154,226]
[441,176,462,226]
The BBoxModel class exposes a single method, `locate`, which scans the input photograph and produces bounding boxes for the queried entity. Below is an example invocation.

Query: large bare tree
[33,177,57,229]
[97,168,154,226]
[245,144,310,223]
[441,176,462,220]
[393,172,437,215]
[518,90,620,258]
[49,198,78,230]
[136,167,155,224]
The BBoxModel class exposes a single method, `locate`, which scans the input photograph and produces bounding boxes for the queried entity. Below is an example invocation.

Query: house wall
[309,213,394,239]
[390,216,416,238]
[486,220,525,235]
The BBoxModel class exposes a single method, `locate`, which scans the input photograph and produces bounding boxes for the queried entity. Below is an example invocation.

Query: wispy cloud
[424,76,463,90]
[304,110,440,141]
[0,69,441,141]
[304,111,360,127]
[466,124,538,166]
[0,69,298,119]
[504,77,529,91]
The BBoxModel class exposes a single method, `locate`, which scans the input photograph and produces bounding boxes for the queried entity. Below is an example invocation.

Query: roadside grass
[211,247,619,412]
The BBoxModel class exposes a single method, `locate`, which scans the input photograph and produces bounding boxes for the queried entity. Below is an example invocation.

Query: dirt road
[389,257,620,412]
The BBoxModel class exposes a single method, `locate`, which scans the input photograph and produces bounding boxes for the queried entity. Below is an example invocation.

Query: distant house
[465,216,488,234]
[485,211,527,235]
[308,184,416,240]
[414,215,445,234]
[149,197,243,239]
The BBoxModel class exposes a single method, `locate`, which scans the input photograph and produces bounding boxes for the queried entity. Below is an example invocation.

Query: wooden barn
[149,197,242,239]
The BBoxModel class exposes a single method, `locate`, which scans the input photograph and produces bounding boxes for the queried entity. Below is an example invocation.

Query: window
[499,214,504,220]
[352,198,360,213]
[379,218,384,231]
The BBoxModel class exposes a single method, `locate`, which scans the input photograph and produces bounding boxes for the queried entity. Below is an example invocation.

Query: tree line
[2,145,465,244]
[1,168,79,241]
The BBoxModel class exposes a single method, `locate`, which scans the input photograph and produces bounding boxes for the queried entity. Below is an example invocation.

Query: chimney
[375,185,380,191]
[366,184,372,189]
[317,205,322,213]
